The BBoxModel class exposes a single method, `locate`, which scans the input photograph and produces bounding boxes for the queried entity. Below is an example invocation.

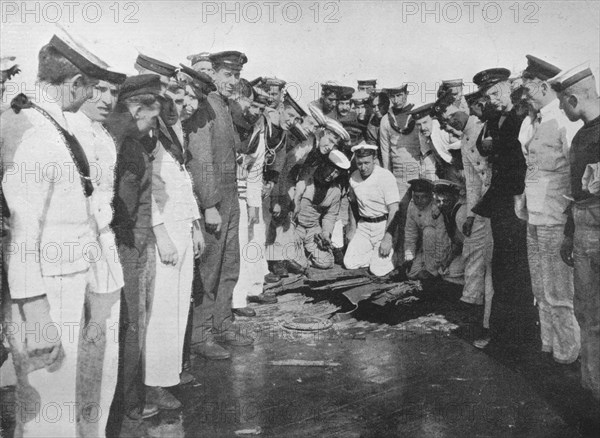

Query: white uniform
[233,121,269,308]
[66,111,124,436]
[145,121,201,387]
[2,100,121,437]
[520,99,582,363]
[344,166,400,276]
[460,116,494,328]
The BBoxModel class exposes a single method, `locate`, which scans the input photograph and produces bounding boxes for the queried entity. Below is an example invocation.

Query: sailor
[344,142,401,277]
[188,51,255,360]
[403,179,450,281]
[1,30,126,437]
[291,150,351,270]
[520,55,582,364]
[551,62,600,399]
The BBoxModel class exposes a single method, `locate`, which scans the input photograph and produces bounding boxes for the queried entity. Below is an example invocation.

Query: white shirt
[66,110,124,293]
[518,113,536,148]
[151,122,201,226]
[430,119,462,164]
[349,165,401,218]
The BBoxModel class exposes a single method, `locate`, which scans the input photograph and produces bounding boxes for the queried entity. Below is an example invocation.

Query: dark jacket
[564,116,600,237]
[477,107,527,196]
[183,96,225,210]
[186,92,240,206]
[105,110,154,247]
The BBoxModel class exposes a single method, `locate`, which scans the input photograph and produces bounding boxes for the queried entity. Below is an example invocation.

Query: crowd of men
[0,29,598,438]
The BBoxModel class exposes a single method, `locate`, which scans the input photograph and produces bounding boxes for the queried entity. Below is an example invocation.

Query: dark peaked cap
[321,83,338,95]
[464,90,483,105]
[135,53,177,77]
[209,51,248,71]
[334,86,355,101]
[522,55,561,81]
[358,79,377,86]
[283,91,307,117]
[432,89,455,116]
[119,74,164,101]
[408,178,434,193]
[179,64,216,94]
[473,68,511,91]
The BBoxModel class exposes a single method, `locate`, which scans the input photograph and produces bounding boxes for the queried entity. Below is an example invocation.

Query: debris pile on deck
[238,266,458,343]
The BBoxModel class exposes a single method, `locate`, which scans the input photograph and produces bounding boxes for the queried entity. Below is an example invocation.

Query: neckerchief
[369,114,382,128]
[245,117,265,156]
[387,103,415,134]
[264,118,286,166]
[11,93,93,197]
[157,117,189,167]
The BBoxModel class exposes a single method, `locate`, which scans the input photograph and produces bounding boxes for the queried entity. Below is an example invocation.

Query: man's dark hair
[510,84,532,117]
[322,89,337,99]
[432,89,456,118]
[38,44,85,85]
[355,148,377,159]
[237,78,254,99]
[375,92,390,112]
[436,83,453,99]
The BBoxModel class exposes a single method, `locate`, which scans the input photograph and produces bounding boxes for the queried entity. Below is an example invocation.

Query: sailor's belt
[359,214,388,223]
[573,196,600,209]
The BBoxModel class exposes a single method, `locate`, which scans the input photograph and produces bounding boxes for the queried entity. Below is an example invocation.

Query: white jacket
[2,101,96,298]
[520,99,582,225]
